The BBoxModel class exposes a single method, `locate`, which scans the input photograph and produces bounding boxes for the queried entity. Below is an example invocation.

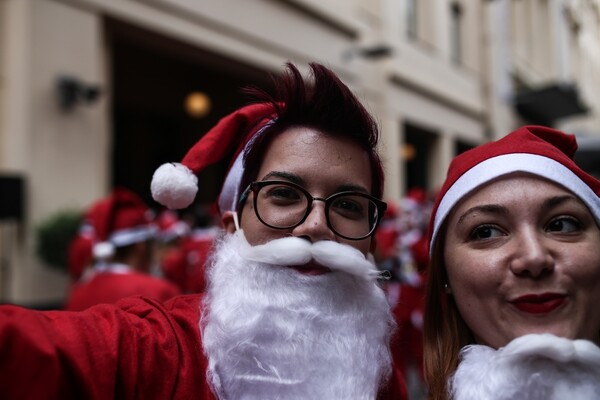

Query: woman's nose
[291,201,336,242]
[509,229,554,278]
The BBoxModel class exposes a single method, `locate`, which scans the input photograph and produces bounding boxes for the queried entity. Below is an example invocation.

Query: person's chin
[289,261,332,276]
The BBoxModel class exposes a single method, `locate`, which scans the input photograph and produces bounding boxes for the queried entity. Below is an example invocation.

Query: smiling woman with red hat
[424,125,600,399]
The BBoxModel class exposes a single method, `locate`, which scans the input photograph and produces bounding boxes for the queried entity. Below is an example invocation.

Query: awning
[514,83,588,125]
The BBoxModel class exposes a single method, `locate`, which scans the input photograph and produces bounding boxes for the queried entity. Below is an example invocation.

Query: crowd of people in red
[375,188,434,398]
[63,187,219,311]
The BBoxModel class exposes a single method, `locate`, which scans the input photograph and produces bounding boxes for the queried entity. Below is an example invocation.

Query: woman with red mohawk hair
[0,62,407,399]
[424,125,600,399]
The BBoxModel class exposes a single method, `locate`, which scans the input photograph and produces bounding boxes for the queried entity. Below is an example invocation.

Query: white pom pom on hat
[151,163,198,210]
[428,125,600,256]
[150,103,276,213]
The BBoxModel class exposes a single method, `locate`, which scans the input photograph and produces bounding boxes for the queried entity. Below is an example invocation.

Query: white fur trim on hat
[218,119,275,213]
[151,163,198,209]
[109,225,157,247]
[218,151,244,213]
[431,153,600,254]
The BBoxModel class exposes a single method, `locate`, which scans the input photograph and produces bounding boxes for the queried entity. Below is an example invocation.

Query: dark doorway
[404,123,436,191]
[454,139,474,157]
[106,19,273,210]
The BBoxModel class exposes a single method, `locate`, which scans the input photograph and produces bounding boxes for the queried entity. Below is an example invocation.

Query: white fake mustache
[236,231,386,281]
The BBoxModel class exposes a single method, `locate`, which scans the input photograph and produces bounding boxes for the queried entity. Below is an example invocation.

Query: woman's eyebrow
[541,195,580,211]
[457,204,508,225]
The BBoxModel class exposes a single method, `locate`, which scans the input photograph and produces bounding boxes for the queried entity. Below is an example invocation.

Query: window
[406,0,418,39]
[450,2,463,64]
[403,123,436,191]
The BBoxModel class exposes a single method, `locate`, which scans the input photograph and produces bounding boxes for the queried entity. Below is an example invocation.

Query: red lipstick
[510,293,566,314]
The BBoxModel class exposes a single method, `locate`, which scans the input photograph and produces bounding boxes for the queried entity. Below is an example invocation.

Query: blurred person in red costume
[424,126,600,399]
[154,208,193,291]
[0,62,407,399]
[63,188,181,311]
[374,200,401,269]
[65,222,95,283]
[386,188,432,398]
[155,209,191,255]
[159,206,219,294]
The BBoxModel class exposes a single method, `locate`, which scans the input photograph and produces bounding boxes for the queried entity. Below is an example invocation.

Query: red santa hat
[429,125,600,255]
[67,224,94,281]
[86,188,156,260]
[155,209,190,243]
[151,103,276,213]
[406,187,427,205]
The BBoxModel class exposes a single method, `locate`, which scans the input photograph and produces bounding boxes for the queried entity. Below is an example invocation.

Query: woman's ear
[222,211,238,234]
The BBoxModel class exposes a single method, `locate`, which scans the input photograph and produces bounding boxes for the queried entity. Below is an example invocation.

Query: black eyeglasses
[239,180,387,240]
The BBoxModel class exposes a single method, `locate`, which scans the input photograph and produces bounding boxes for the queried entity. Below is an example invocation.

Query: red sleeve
[0,294,213,400]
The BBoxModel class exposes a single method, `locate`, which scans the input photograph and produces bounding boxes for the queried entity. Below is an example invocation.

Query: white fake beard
[200,230,394,400]
[449,333,600,400]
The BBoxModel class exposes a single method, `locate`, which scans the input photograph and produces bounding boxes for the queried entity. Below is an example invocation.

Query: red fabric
[161,248,189,292]
[67,234,93,282]
[375,224,399,260]
[181,103,275,174]
[64,272,181,311]
[0,295,213,399]
[86,188,153,242]
[161,233,215,293]
[0,294,408,399]
[390,281,425,383]
[181,235,214,293]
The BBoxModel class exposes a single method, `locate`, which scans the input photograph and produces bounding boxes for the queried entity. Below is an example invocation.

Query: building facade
[0,0,598,305]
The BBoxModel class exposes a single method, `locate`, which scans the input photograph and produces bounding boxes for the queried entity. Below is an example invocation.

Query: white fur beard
[449,333,600,400]
[200,231,395,400]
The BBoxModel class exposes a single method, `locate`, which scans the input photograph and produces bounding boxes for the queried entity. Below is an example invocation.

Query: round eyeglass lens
[327,194,378,238]
[255,183,309,228]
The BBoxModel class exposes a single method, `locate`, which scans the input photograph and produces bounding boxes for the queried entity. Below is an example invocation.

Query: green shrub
[35,209,83,271]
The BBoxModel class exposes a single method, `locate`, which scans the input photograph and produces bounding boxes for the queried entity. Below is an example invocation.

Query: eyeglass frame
[238,180,388,240]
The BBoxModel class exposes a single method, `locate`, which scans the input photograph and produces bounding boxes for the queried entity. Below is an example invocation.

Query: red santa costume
[64,188,181,311]
[0,69,408,399]
[390,236,428,387]
[66,224,94,283]
[160,225,217,294]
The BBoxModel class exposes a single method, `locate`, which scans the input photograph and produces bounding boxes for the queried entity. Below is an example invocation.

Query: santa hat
[86,188,156,260]
[151,103,276,213]
[429,125,600,255]
[155,209,190,243]
[406,187,427,205]
[67,224,94,281]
